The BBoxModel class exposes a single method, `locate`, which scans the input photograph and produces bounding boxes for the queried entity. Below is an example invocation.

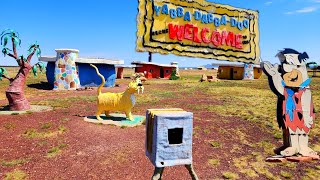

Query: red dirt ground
[0,82,319,179]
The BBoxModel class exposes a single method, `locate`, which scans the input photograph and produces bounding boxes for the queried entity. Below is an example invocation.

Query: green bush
[169,69,180,80]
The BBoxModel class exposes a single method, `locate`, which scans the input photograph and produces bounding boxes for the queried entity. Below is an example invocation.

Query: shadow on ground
[0,105,10,111]
[28,82,53,90]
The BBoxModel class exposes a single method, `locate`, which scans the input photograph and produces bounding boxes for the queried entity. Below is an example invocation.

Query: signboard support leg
[151,167,164,180]
[151,165,199,180]
[148,52,152,62]
[185,164,199,180]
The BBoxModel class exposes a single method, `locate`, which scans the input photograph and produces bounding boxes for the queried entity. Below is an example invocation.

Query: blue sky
[0,0,319,67]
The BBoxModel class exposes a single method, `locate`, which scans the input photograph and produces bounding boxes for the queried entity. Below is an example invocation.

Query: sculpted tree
[306,62,318,77]
[0,29,44,111]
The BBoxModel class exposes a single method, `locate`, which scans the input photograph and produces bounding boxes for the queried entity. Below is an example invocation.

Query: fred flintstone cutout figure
[261,48,319,159]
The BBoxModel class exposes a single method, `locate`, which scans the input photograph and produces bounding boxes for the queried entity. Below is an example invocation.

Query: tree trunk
[5,63,32,111]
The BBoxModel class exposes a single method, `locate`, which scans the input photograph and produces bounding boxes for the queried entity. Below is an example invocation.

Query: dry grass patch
[4,169,27,180]
[22,125,67,139]
[222,171,239,179]
[208,159,220,166]
[233,152,280,180]
[46,144,67,158]
[233,156,259,178]
[209,141,221,148]
[280,171,293,179]
[302,166,320,180]
[1,158,29,167]
[254,140,275,155]
[3,122,16,130]
[41,122,52,129]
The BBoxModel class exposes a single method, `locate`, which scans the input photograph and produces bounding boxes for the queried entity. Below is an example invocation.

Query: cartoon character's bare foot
[281,147,298,157]
[300,147,319,159]
[274,145,289,155]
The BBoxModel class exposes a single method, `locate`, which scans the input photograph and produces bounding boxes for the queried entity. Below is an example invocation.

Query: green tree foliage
[169,69,180,80]
[0,67,7,80]
[0,29,44,79]
[306,62,318,70]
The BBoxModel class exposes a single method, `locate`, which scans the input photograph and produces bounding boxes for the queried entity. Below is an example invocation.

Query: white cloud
[284,11,294,15]
[296,6,318,13]
[265,1,273,5]
[313,0,320,3]
[285,6,318,14]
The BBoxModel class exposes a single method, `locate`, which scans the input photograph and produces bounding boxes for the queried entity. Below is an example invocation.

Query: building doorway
[230,68,234,80]
[160,68,164,78]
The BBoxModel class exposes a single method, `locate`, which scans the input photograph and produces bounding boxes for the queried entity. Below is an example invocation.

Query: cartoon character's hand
[261,61,279,76]
[304,115,314,129]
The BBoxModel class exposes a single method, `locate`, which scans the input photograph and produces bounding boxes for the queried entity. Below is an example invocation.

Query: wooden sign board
[137,0,260,63]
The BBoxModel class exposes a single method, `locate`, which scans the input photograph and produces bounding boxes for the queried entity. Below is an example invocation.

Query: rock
[200,74,207,82]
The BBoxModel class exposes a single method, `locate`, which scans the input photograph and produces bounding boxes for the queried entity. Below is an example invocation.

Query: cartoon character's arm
[261,61,284,95]
[301,89,314,128]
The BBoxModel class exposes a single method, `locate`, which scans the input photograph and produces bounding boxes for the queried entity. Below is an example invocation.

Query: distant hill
[203,64,218,69]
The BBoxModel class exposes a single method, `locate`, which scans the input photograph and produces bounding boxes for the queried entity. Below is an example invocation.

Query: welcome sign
[136,0,260,63]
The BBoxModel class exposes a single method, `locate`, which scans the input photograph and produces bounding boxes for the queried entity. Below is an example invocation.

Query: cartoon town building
[131,61,178,79]
[40,49,123,90]
[115,65,137,79]
[214,62,262,80]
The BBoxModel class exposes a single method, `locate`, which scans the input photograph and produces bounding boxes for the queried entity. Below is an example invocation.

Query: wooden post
[185,164,199,180]
[148,52,152,62]
[151,167,164,180]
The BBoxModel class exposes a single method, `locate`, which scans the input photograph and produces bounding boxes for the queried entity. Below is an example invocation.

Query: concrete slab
[84,113,145,127]
[266,155,319,163]
[0,105,53,115]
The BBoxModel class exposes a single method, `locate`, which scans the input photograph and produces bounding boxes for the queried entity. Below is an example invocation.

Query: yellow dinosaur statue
[90,64,143,121]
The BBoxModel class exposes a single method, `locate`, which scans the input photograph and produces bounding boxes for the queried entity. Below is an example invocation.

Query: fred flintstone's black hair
[277,48,309,63]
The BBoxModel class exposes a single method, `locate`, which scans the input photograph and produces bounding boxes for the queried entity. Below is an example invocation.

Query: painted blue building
[40,49,123,90]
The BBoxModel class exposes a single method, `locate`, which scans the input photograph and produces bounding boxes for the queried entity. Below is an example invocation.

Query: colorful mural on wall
[136,0,260,63]
[40,50,123,89]
[54,49,80,90]
[243,63,254,80]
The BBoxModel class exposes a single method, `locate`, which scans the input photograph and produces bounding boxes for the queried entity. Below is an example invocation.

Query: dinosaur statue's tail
[90,64,105,95]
